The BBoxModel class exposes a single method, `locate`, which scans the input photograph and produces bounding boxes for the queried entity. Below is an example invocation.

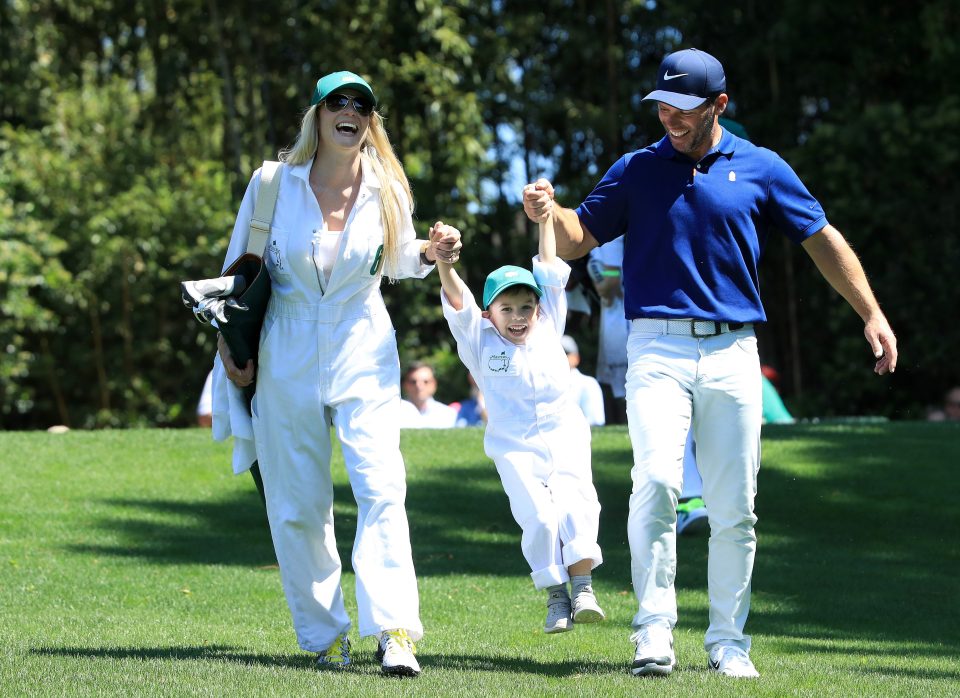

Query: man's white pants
[625,325,761,651]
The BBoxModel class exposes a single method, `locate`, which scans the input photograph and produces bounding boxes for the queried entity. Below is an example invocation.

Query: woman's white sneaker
[709,645,759,678]
[376,629,421,677]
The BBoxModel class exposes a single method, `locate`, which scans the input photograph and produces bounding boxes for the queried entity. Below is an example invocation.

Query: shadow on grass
[30,645,625,677]
[67,495,277,567]
[30,644,305,669]
[422,653,624,676]
[749,423,960,650]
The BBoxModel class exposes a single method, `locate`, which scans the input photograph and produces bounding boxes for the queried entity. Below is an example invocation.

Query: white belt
[631,318,752,337]
[267,294,383,323]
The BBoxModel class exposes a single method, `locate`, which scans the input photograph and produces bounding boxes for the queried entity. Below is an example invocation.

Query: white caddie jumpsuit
[441,257,603,589]
[213,156,431,652]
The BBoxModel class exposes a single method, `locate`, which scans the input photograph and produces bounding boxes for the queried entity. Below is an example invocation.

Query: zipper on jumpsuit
[308,187,372,403]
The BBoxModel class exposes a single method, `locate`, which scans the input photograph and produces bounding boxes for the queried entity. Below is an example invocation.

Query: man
[523,47,897,679]
[197,370,214,427]
[587,238,629,425]
[927,385,960,421]
[399,361,458,428]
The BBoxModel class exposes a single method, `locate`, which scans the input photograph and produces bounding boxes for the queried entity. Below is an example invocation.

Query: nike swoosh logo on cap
[663,72,688,80]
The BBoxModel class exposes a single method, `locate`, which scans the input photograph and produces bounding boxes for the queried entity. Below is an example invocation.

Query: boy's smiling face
[482,287,540,345]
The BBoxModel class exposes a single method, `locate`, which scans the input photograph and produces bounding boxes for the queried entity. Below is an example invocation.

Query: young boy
[430,214,605,634]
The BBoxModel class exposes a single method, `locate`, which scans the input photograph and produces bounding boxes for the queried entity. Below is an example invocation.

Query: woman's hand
[426,221,462,264]
[218,333,255,387]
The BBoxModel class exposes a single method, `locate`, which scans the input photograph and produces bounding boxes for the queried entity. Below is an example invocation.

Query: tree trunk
[604,0,622,161]
[89,300,111,411]
[41,335,71,427]
[207,0,244,188]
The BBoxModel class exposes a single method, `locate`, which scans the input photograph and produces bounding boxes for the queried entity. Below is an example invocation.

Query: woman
[214,70,460,676]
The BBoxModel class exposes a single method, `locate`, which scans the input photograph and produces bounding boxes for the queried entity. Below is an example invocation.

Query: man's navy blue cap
[642,48,726,110]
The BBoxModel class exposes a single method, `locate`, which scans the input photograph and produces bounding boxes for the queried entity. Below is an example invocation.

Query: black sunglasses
[323,93,374,116]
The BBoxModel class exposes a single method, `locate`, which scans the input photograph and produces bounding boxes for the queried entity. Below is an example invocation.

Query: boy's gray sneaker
[572,585,605,623]
[630,624,675,676]
[544,588,573,633]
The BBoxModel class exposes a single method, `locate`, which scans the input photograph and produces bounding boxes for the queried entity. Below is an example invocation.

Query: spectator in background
[455,372,487,426]
[588,237,629,425]
[399,361,458,428]
[928,385,960,422]
[760,365,795,424]
[197,370,214,427]
[564,257,598,334]
[561,335,606,426]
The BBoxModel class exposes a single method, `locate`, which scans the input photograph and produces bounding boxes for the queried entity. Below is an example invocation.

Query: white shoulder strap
[246,160,282,255]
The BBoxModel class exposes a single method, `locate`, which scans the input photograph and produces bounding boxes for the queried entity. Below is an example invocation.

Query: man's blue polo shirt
[575,128,828,323]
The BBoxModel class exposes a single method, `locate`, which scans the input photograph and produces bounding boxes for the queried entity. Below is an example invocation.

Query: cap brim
[312,82,378,107]
[483,281,542,309]
[641,90,707,110]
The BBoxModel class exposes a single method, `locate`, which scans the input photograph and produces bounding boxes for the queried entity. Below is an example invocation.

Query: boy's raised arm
[538,209,556,264]
[431,221,466,311]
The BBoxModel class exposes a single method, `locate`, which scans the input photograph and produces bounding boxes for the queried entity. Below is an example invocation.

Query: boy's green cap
[482,265,543,309]
[310,71,377,107]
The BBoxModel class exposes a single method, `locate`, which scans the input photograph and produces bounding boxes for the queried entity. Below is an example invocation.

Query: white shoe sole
[573,606,605,623]
[544,619,573,634]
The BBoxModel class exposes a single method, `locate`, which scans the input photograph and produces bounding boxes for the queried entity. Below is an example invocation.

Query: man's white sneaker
[709,645,759,678]
[630,624,675,676]
[572,585,606,623]
[544,588,573,633]
[376,629,421,677]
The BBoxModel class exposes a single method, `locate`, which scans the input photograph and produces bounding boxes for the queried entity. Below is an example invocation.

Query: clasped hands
[427,221,463,264]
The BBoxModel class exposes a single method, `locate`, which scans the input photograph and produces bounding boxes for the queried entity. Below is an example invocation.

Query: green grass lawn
[1,422,959,696]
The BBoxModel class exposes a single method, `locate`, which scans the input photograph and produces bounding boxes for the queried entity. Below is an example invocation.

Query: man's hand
[865,315,898,375]
[523,178,555,222]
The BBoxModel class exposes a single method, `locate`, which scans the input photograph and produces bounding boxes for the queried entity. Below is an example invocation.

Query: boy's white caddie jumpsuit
[441,256,603,589]
[211,157,430,652]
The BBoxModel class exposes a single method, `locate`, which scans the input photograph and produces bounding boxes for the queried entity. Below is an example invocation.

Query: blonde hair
[279,105,413,280]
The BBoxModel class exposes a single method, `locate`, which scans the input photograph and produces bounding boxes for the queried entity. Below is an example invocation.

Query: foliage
[1,0,957,427]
